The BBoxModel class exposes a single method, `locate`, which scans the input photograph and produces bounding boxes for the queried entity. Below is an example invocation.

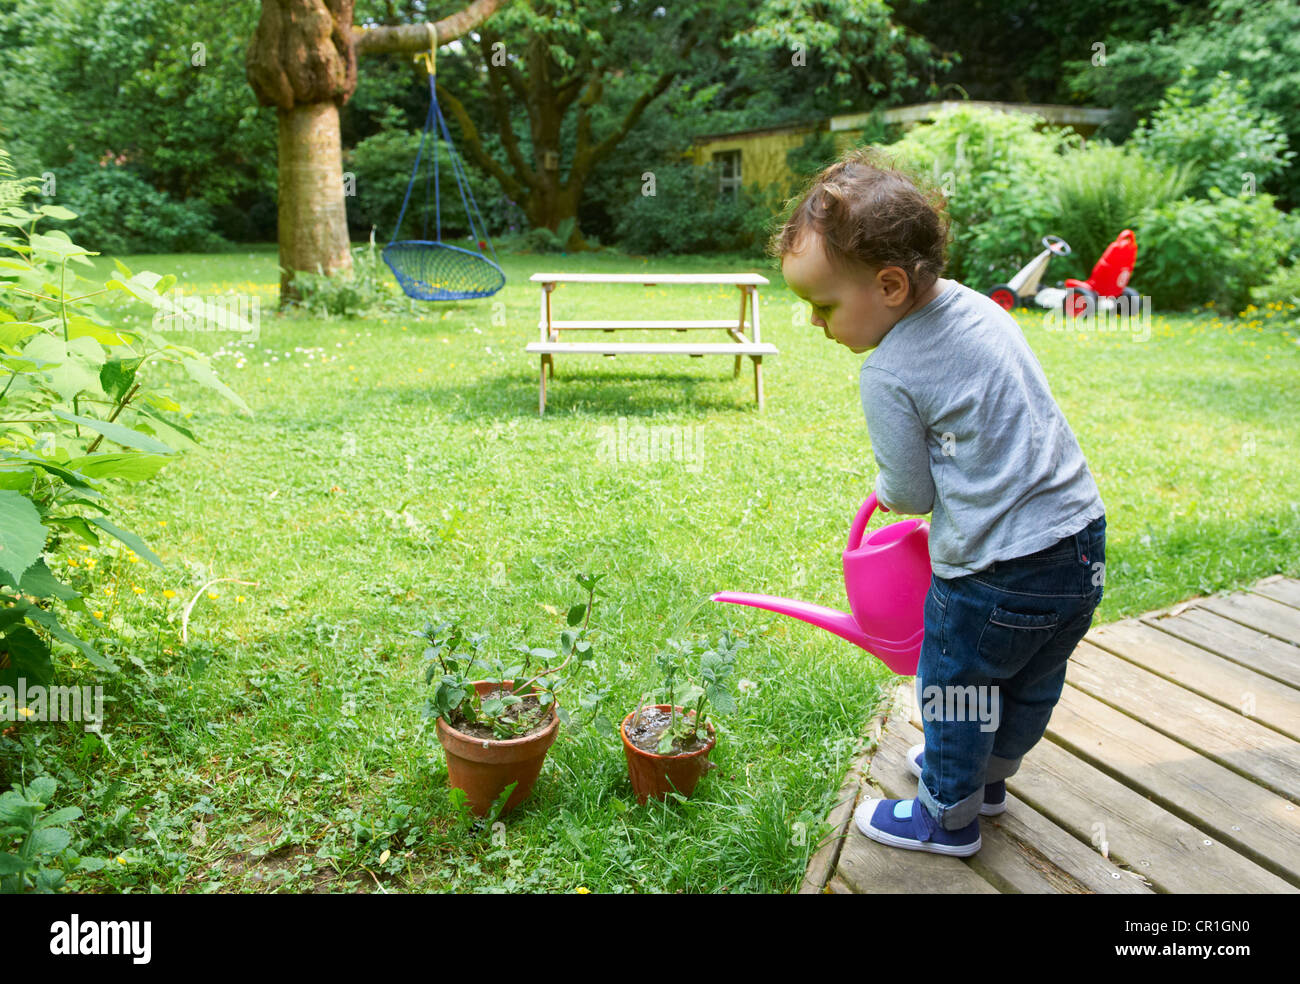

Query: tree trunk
[248,0,506,306]
[277,101,351,300]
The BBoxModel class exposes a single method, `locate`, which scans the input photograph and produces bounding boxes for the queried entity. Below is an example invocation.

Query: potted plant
[418,573,608,817]
[621,630,745,805]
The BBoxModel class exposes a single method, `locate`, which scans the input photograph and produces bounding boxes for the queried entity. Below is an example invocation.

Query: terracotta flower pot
[621,705,717,805]
[435,681,559,817]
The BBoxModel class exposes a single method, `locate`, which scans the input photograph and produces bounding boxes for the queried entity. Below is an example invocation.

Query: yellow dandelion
[236,595,246,603]
[158,520,167,527]
[67,557,79,567]
[93,610,104,619]
[116,856,127,865]
[18,707,33,718]
[78,544,91,551]
[576,886,590,894]
[128,556,139,564]
[84,558,96,569]
[207,592,219,600]
[163,589,176,599]
[132,585,144,594]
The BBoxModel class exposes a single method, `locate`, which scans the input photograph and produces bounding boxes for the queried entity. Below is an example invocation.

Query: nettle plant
[418,573,612,740]
[637,630,745,754]
[0,147,249,688]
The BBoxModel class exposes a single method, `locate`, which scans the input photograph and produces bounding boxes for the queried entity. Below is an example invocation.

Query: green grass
[5,244,1297,893]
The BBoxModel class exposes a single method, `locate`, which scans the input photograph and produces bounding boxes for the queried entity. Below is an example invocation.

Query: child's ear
[877,265,912,305]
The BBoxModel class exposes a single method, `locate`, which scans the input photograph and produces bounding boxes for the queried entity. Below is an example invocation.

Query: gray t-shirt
[860,278,1104,578]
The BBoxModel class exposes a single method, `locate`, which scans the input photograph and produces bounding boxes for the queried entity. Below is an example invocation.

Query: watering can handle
[846,491,889,553]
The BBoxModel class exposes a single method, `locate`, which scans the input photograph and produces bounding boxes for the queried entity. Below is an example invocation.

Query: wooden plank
[988,723,1297,892]
[525,342,778,355]
[1087,619,1300,741]
[1065,641,1300,801]
[539,319,755,331]
[1049,684,1300,886]
[528,272,770,285]
[1254,577,1300,610]
[1199,592,1300,645]
[1143,608,1300,689]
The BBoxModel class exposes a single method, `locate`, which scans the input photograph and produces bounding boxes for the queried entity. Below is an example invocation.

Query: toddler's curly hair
[768,146,950,297]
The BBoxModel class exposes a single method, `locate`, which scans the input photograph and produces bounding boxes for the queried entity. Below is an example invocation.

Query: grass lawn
[5,242,1296,893]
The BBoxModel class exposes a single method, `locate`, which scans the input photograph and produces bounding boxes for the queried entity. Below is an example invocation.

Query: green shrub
[610,161,761,255]
[1249,265,1300,324]
[1049,143,1193,279]
[46,157,226,256]
[0,146,247,692]
[1130,70,1294,199]
[1133,189,1298,312]
[289,234,409,319]
[883,106,1081,285]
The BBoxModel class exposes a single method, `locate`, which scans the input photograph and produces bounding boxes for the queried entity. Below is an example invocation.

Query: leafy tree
[1065,0,1300,205]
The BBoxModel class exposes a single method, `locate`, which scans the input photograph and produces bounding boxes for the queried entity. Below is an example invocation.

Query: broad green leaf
[0,853,29,875]
[50,410,174,454]
[29,827,71,856]
[36,806,81,826]
[68,316,131,347]
[87,515,164,567]
[134,406,198,449]
[181,356,250,413]
[4,558,81,603]
[0,321,41,347]
[0,623,54,686]
[99,357,144,400]
[64,452,169,481]
[38,204,78,221]
[46,516,100,545]
[0,467,34,490]
[13,601,105,666]
[29,231,96,261]
[0,489,47,583]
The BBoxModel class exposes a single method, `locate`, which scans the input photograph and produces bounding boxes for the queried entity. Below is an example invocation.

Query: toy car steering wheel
[1043,235,1071,256]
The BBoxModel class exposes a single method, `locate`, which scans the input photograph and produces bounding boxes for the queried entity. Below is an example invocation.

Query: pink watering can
[712,493,930,675]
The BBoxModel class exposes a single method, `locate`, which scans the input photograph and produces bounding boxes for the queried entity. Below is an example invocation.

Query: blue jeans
[915,514,1106,829]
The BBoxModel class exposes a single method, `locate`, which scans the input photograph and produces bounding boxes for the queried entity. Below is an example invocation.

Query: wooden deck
[801,575,1300,894]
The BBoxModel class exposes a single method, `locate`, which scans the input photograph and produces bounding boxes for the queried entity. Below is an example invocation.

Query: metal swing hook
[413,22,437,76]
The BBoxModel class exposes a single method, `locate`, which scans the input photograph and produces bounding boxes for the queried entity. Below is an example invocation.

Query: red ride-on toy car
[1062,229,1141,318]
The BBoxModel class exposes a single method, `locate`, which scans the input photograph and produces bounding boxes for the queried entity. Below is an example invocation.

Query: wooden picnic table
[525,272,776,415]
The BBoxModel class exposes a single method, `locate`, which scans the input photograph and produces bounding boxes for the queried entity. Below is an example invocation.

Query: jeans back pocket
[974,604,1061,676]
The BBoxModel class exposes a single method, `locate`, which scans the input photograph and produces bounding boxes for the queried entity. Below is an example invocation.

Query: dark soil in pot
[445,688,550,741]
[624,706,711,755]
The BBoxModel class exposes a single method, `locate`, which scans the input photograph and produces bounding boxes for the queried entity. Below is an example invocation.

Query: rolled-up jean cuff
[918,775,984,830]
[985,753,1022,784]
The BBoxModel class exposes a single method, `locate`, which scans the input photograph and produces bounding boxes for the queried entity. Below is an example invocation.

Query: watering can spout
[711,592,870,649]
[710,592,922,676]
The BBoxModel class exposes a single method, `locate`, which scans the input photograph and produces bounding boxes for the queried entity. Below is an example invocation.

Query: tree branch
[351,0,507,57]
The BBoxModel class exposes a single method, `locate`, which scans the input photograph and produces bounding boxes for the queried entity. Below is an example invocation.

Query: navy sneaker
[854,795,981,856]
[906,743,1007,816]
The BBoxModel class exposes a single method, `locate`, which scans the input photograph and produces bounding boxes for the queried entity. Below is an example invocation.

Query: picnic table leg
[753,355,764,410]
[539,355,548,415]
[734,284,748,378]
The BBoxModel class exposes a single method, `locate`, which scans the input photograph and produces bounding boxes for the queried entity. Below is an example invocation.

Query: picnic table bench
[525,272,776,414]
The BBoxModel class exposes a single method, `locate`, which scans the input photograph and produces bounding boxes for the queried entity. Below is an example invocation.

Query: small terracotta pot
[435,681,559,817]
[621,705,717,805]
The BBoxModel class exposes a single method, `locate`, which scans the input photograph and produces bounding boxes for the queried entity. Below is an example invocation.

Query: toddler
[771,148,1106,857]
